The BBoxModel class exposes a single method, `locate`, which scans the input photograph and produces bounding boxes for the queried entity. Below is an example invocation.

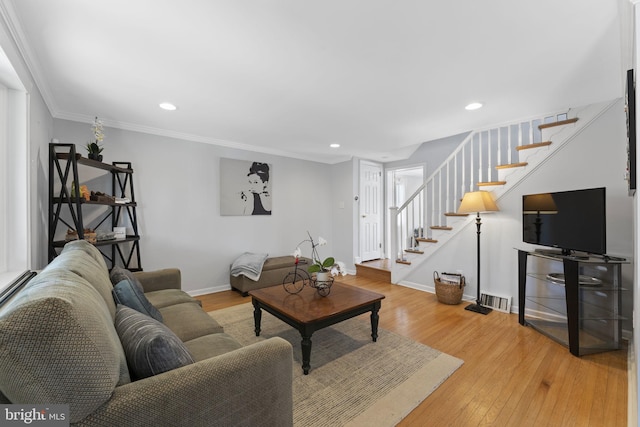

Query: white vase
[316,271,331,284]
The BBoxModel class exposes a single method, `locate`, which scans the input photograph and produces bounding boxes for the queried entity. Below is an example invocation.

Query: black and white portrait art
[220,158,272,216]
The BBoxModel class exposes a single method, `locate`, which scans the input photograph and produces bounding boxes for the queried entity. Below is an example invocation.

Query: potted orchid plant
[293,232,346,281]
[86,116,105,161]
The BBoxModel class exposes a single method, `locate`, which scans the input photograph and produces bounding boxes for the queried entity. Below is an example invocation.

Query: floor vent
[480,292,512,313]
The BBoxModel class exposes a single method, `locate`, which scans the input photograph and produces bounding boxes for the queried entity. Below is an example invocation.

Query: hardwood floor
[196,275,628,426]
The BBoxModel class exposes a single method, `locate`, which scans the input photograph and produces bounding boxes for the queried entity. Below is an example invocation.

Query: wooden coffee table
[249,281,385,374]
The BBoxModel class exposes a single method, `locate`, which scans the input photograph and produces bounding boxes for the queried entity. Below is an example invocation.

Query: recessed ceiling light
[159,102,177,111]
[465,102,483,111]
[330,143,340,148]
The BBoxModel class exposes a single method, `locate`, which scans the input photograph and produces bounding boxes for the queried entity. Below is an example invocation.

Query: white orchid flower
[292,247,302,259]
[331,261,347,276]
[317,237,327,246]
[91,116,105,142]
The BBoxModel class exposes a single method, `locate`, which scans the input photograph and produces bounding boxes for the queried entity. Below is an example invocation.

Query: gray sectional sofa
[0,240,293,426]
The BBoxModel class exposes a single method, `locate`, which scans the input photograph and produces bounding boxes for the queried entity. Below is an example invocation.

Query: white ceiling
[1,0,629,163]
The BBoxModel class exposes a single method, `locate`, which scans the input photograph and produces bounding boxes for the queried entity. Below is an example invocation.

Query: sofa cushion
[159,302,224,342]
[112,279,163,322]
[110,266,144,292]
[145,289,201,308]
[60,239,109,271]
[0,270,130,423]
[133,268,182,292]
[50,240,117,318]
[183,333,243,362]
[115,305,195,380]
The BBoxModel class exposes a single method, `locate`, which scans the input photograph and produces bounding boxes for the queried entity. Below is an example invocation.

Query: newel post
[389,206,399,262]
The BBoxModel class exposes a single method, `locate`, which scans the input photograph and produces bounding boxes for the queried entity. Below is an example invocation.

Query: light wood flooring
[196,274,628,427]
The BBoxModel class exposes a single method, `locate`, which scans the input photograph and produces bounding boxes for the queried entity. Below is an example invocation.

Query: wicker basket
[434,271,465,305]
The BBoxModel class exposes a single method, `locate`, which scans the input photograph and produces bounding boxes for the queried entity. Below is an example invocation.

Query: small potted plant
[86,141,103,161]
[294,232,346,282]
[86,116,105,161]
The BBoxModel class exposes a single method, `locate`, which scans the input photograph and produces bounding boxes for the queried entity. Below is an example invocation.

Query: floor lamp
[457,190,499,315]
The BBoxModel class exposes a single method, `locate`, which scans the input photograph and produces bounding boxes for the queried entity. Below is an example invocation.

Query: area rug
[209,303,463,427]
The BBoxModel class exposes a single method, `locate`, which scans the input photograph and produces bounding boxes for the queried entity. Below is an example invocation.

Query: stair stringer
[390,99,619,285]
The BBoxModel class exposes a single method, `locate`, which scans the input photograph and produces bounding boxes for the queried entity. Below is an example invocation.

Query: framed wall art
[220,158,272,216]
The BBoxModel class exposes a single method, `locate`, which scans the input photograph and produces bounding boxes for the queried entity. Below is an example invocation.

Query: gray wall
[330,159,356,268]
[52,119,342,294]
[385,132,469,178]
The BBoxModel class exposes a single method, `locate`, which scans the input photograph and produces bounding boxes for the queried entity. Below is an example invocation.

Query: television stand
[533,248,589,260]
[517,249,627,356]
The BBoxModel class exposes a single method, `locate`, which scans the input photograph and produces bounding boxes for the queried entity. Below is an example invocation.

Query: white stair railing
[391,111,569,263]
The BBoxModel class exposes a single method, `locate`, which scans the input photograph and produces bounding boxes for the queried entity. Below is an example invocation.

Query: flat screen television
[522,187,606,256]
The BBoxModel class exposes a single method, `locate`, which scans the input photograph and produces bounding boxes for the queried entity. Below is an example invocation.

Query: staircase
[388,100,616,284]
[355,259,392,282]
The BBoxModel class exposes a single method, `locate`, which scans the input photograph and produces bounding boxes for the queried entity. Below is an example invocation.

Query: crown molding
[0,0,59,115]
[54,110,352,165]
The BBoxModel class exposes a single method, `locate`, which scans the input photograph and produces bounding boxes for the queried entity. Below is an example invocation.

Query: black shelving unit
[48,143,142,270]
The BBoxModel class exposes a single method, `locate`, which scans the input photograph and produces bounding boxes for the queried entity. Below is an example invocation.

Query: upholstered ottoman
[230,256,312,296]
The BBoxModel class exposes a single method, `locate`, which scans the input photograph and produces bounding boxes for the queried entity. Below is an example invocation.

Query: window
[0,56,29,291]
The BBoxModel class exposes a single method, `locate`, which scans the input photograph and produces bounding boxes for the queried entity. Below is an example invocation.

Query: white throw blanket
[230,252,269,281]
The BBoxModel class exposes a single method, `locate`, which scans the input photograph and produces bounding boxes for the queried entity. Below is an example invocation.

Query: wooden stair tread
[416,237,438,243]
[515,141,552,151]
[444,212,469,216]
[355,263,388,272]
[538,117,578,130]
[405,249,424,254]
[477,181,507,187]
[395,259,411,265]
[495,162,528,170]
[430,226,452,230]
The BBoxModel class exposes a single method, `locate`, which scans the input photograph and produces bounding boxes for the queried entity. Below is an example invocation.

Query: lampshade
[458,191,499,214]
[523,193,558,214]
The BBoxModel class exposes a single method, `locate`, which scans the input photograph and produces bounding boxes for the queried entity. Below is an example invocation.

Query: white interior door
[359,161,382,262]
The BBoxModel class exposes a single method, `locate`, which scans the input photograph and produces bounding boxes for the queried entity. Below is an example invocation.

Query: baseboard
[396,280,474,302]
[188,284,231,296]
[397,279,433,294]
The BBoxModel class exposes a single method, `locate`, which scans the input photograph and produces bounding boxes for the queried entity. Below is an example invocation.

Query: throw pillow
[112,279,163,322]
[109,266,144,292]
[114,305,195,380]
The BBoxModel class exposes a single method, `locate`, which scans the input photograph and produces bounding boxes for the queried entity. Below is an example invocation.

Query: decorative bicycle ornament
[282,232,339,297]
[282,255,334,297]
